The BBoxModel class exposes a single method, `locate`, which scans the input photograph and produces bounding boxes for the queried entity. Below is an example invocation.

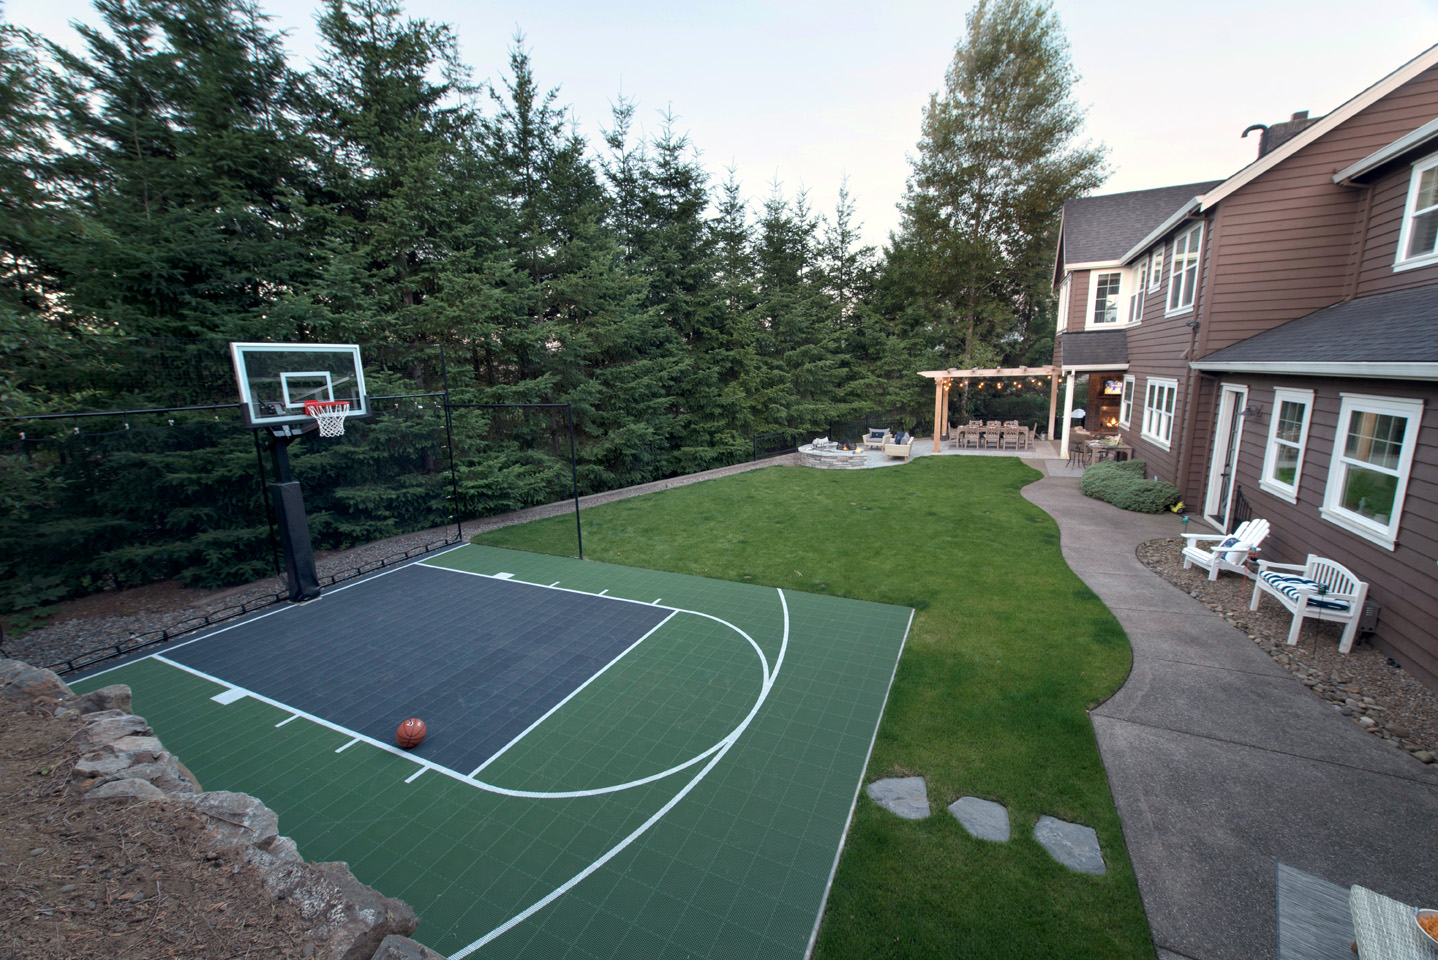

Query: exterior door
[1204,384,1248,530]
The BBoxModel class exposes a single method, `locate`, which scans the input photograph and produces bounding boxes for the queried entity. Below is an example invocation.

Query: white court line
[470,611,678,777]
[493,572,514,579]
[76,542,469,683]
[405,768,427,784]
[652,598,662,604]
[450,588,791,960]
[804,604,916,960]
[420,561,679,614]
[597,589,608,596]
[335,738,360,753]
[210,688,247,705]
[275,715,299,727]
[549,581,560,587]
[151,655,474,788]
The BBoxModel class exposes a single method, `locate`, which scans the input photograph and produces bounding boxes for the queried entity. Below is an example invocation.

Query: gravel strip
[1137,536,1437,767]
[6,455,798,673]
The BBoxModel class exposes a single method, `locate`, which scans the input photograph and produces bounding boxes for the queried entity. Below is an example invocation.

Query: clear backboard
[230,342,368,430]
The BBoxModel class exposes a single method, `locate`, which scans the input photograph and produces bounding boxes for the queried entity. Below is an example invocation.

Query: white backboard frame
[230,342,368,429]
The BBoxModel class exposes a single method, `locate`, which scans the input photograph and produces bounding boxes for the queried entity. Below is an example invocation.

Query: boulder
[269,860,419,960]
[184,791,281,848]
[72,684,133,715]
[75,714,153,753]
[0,660,72,703]
[372,935,448,960]
[86,778,167,801]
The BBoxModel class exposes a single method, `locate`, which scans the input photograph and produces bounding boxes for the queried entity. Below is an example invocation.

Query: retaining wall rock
[1,657,435,960]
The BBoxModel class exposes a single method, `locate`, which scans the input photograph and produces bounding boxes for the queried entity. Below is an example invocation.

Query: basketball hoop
[304,399,350,437]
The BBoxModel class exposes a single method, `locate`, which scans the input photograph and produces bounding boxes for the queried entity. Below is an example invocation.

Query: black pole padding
[566,402,583,561]
[269,480,321,602]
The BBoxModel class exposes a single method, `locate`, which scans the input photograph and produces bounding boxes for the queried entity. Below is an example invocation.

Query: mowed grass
[477,456,1154,960]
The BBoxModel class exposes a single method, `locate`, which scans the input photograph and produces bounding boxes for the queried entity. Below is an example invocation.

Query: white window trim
[1086,270,1127,328]
[1118,375,1136,428]
[1128,261,1147,326]
[1141,377,1178,449]
[1393,150,1438,272]
[1258,387,1314,503]
[1147,247,1163,292]
[1320,393,1423,551]
[1165,222,1203,316]
[1055,274,1072,335]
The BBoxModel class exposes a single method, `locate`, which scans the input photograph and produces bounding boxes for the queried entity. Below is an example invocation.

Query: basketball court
[73,545,912,959]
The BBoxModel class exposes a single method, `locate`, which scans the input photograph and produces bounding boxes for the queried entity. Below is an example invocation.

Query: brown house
[1052,45,1438,692]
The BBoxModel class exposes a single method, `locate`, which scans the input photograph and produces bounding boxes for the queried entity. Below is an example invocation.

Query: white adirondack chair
[1250,554,1370,653]
[1181,518,1271,580]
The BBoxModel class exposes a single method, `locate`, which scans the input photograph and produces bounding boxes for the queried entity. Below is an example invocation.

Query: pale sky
[5,0,1438,252]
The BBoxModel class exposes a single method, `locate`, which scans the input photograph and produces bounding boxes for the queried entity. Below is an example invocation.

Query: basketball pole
[264,428,321,603]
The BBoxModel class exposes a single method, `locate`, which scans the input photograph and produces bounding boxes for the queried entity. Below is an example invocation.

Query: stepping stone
[865,776,930,819]
[947,796,1010,842]
[1034,815,1105,875]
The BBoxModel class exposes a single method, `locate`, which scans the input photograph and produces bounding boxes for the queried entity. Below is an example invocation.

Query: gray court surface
[165,563,671,774]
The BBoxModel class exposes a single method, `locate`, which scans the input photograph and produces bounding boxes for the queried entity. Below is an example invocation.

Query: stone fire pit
[798,443,869,469]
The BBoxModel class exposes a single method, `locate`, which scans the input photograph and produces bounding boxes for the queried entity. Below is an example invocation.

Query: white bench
[1250,554,1369,653]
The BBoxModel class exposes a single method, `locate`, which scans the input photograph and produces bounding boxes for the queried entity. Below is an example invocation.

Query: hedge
[1079,458,1182,513]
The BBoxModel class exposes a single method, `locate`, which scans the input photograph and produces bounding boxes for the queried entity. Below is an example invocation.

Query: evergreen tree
[888,0,1105,385]
[42,0,316,340]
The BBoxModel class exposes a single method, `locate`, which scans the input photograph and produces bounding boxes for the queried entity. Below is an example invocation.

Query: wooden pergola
[917,365,1060,454]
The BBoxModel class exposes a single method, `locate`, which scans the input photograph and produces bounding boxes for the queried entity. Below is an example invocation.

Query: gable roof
[1201,43,1438,210]
[1061,182,1223,266]
[1191,284,1438,379]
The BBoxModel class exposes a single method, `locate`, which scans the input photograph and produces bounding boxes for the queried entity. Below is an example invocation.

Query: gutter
[1188,360,1438,380]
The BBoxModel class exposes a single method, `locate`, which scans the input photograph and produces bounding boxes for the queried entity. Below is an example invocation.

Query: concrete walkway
[1022,475,1438,960]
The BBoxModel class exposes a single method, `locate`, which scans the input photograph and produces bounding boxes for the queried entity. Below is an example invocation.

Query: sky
[5,0,1438,252]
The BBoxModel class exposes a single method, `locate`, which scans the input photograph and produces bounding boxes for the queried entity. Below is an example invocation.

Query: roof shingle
[1062,182,1223,265]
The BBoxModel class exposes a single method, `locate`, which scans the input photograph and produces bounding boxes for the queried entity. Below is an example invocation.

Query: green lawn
[478,456,1154,960]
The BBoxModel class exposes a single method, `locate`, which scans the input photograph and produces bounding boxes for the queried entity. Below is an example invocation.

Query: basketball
[396,718,427,749]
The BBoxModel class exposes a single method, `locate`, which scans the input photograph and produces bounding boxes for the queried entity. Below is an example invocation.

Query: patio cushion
[1258,573,1352,612]
[867,429,885,439]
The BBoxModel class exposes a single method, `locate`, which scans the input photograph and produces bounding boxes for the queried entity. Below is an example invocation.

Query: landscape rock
[71,684,132,715]
[75,713,152,752]
[947,796,1011,842]
[372,934,449,960]
[865,776,931,819]
[0,660,72,703]
[271,860,419,960]
[86,777,166,801]
[1034,815,1106,875]
[185,791,281,848]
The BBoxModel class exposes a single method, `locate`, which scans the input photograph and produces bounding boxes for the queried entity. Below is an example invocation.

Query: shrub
[1080,459,1180,513]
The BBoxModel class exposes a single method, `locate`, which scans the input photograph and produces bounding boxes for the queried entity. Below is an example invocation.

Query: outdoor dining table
[1088,440,1133,462]
[1350,885,1438,959]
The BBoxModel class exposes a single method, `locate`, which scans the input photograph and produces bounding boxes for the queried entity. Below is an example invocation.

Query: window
[1119,375,1136,428]
[1055,274,1071,334]
[1166,222,1203,314]
[1321,394,1423,550]
[1091,272,1122,324]
[1128,261,1147,324]
[1395,152,1438,271]
[1148,248,1163,292]
[1141,377,1178,447]
[1259,388,1314,502]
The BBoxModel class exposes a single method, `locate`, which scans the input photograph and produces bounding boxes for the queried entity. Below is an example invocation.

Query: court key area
[74,545,913,959]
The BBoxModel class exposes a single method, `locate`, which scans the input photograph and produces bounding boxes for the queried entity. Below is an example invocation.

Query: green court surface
[73,545,912,959]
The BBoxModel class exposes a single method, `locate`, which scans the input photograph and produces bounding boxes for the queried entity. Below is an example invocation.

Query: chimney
[1241,110,1320,159]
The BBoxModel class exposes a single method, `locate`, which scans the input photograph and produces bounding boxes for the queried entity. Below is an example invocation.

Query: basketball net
[304,399,350,437]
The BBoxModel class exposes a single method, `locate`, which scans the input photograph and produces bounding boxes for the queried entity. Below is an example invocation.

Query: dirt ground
[0,699,321,959]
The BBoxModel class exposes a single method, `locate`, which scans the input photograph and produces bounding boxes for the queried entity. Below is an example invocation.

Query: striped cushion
[1260,573,1351,612]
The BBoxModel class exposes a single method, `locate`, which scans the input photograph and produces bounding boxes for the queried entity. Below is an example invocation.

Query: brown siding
[1354,163,1438,294]
[1065,271,1090,333]
[1196,375,1438,692]
[1200,64,1438,354]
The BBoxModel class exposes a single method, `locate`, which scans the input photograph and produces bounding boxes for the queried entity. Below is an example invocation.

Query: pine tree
[42,0,316,340]
[889,0,1106,380]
